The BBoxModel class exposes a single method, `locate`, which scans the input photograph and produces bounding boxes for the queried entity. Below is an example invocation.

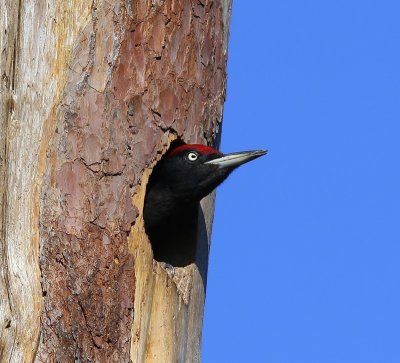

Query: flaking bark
[0,1,231,361]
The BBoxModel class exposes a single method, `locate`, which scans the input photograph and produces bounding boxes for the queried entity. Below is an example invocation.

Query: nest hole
[143,140,205,268]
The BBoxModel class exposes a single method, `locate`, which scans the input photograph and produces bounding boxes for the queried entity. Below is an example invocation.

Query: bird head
[149,144,267,203]
[144,143,267,265]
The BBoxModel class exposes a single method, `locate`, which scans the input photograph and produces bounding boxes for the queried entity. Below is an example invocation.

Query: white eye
[187,151,198,161]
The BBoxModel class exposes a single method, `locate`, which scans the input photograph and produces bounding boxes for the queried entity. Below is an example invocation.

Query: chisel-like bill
[205,149,267,169]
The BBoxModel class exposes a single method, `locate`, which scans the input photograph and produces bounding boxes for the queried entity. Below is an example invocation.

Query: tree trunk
[0,0,231,362]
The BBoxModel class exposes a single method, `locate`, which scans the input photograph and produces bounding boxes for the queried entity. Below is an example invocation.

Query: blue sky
[202,1,400,362]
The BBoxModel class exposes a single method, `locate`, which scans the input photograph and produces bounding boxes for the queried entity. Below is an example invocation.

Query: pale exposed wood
[1,1,93,361]
[0,1,231,361]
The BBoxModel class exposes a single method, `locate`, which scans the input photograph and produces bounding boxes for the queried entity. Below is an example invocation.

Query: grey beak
[204,149,267,169]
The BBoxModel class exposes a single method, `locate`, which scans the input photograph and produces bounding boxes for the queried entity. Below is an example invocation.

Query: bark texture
[0,1,231,362]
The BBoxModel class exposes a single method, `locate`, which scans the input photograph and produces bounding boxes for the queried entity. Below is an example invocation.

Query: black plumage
[143,144,266,266]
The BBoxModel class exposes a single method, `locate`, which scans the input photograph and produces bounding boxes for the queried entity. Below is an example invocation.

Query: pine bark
[0,1,231,362]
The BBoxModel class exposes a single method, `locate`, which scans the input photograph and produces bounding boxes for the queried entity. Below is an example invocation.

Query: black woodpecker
[144,144,267,266]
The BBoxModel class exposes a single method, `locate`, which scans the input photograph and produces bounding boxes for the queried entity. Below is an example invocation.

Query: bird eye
[187,151,198,161]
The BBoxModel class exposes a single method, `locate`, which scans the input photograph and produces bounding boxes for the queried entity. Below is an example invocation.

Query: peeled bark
[0,1,231,361]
